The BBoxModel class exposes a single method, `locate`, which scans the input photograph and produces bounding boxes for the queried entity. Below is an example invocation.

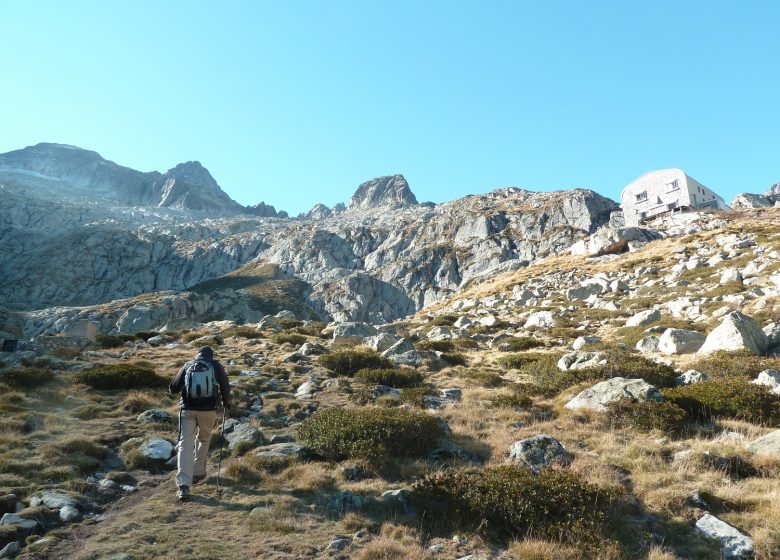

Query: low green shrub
[133,330,160,341]
[318,350,393,377]
[0,368,56,388]
[290,321,328,337]
[490,390,534,409]
[441,353,467,366]
[496,352,551,370]
[416,340,455,353]
[74,363,168,390]
[460,370,504,388]
[355,368,424,388]
[223,326,263,339]
[399,386,437,408]
[596,350,679,388]
[95,334,130,348]
[605,399,690,434]
[272,333,307,346]
[412,465,619,542]
[688,351,780,380]
[430,315,458,326]
[182,332,206,343]
[277,318,304,330]
[188,335,222,347]
[498,337,546,352]
[19,357,58,369]
[663,379,780,423]
[298,407,443,465]
[453,338,480,350]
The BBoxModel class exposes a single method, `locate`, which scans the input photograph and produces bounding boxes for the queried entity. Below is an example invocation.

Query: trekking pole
[216,405,226,493]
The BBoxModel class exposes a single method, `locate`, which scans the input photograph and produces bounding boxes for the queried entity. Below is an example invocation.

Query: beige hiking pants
[175,409,217,488]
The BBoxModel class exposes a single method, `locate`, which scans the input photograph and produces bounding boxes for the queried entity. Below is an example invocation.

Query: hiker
[169,345,231,501]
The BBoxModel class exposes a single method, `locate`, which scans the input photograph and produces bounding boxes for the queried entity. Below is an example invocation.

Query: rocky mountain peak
[346,174,418,213]
[766,182,780,197]
[165,161,219,191]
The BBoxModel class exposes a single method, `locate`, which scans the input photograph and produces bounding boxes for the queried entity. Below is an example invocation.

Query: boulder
[295,380,319,399]
[658,328,705,355]
[565,377,661,412]
[136,409,173,424]
[572,335,600,350]
[139,438,174,461]
[565,283,603,301]
[697,312,768,356]
[762,322,780,349]
[224,423,264,452]
[695,514,754,560]
[673,370,709,386]
[720,268,743,285]
[636,335,660,353]
[362,333,401,352]
[625,309,660,327]
[332,322,377,344]
[426,326,454,341]
[746,430,780,457]
[751,369,780,395]
[299,342,325,356]
[557,351,606,371]
[423,388,462,409]
[569,226,663,257]
[508,435,573,472]
[59,505,80,522]
[524,311,556,330]
[0,513,38,531]
[31,491,79,510]
[255,443,311,460]
[0,542,21,559]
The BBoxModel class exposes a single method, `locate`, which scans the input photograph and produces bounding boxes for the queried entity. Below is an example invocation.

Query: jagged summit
[346,174,418,212]
[0,143,268,216]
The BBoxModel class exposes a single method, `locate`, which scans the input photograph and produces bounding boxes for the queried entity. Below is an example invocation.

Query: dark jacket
[169,353,231,411]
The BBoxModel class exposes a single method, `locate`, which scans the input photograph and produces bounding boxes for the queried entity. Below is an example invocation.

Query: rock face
[570,226,662,256]
[565,377,662,412]
[2,148,618,329]
[697,312,768,355]
[695,514,754,560]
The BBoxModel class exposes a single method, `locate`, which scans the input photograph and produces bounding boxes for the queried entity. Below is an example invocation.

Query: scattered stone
[423,388,462,409]
[330,491,366,513]
[557,351,606,371]
[59,505,80,522]
[524,311,556,329]
[255,443,311,460]
[625,308,661,327]
[34,490,79,510]
[636,335,660,353]
[565,377,661,412]
[673,370,710,386]
[0,542,21,559]
[325,538,350,551]
[299,342,325,356]
[332,322,377,344]
[697,312,768,356]
[0,513,38,531]
[138,438,174,462]
[363,332,401,352]
[508,434,573,472]
[572,335,600,350]
[294,380,319,399]
[720,268,743,285]
[750,369,780,395]
[341,465,367,481]
[658,328,705,355]
[746,430,780,457]
[225,423,264,452]
[136,409,173,424]
[268,434,295,444]
[695,514,754,560]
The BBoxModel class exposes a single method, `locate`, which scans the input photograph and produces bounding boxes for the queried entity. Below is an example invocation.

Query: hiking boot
[192,474,206,485]
[176,485,190,501]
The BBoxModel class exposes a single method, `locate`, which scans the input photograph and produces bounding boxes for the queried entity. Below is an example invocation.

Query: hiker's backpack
[183,359,217,404]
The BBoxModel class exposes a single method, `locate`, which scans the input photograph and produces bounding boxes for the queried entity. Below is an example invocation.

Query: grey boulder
[698,312,768,356]
[658,328,705,355]
[508,434,573,472]
[695,514,754,560]
[565,377,661,412]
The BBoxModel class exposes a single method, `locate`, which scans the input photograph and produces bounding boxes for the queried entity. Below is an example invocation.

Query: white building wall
[620,169,728,226]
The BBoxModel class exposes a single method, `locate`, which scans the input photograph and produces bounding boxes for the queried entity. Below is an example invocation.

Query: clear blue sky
[1,1,778,214]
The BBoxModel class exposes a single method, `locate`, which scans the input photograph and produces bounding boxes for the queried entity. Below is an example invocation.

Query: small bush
[298,407,443,465]
[133,330,160,341]
[224,326,263,339]
[412,465,619,542]
[95,334,129,348]
[453,338,480,350]
[417,340,455,353]
[399,386,436,408]
[355,368,424,388]
[188,335,222,347]
[663,379,780,423]
[272,333,307,346]
[688,350,780,380]
[182,332,207,343]
[318,350,393,377]
[430,315,458,326]
[496,352,551,370]
[74,363,168,390]
[490,390,534,409]
[460,369,504,388]
[605,399,690,434]
[498,337,546,352]
[0,368,56,388]
[441,353,467,366]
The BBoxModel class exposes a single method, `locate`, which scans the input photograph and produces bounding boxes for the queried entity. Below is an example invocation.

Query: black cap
[197,345,214,359]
